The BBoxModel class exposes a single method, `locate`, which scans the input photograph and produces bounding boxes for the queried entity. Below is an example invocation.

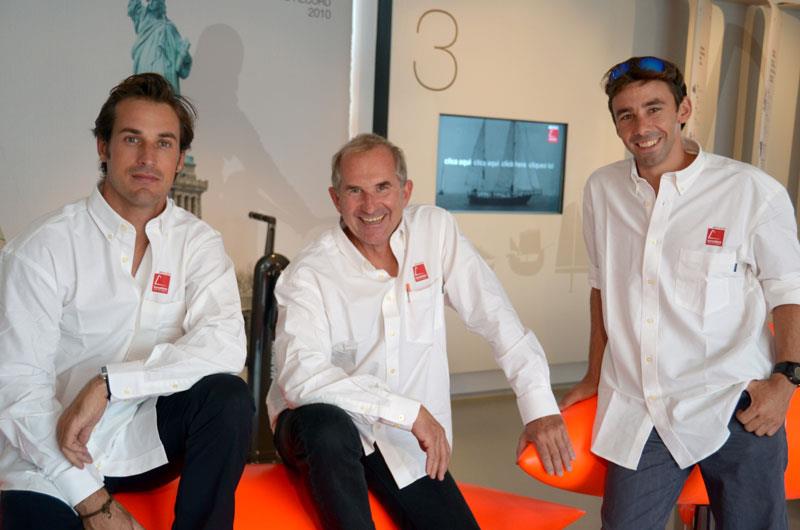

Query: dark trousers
[601,392,789,530]
[0,373,254,530]
[274,403,480,530]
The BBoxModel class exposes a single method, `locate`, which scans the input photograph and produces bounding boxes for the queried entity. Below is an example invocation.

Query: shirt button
[647,279,655,285]
[650,239,659,245]
[398,415,405,422]
[122,256,129,263]
[645,356,653,363]
[107,234,113,240]
[644,201,651,208]
[646,318,654,324]
[171,383,178,390]
[390,368,396,374]
[388,330,396,337]
[124,388,132,395]
[648,395,657,402]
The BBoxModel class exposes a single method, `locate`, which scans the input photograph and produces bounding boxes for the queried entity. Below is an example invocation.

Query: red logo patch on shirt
[547,126,559,144]
[152,273,171,294]
[412,263,429,282]
[705,227,725,247]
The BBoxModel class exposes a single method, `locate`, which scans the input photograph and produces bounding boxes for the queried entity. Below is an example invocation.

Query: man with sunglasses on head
[561,56,800,529]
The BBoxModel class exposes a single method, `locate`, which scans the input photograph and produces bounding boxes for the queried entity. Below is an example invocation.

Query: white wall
[386,0,692,374]
[0,0,353,276]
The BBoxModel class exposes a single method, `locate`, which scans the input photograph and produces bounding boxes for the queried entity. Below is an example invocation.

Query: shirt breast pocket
[141,299,186,343]
[405,279,443,344]
[675,249,736,316]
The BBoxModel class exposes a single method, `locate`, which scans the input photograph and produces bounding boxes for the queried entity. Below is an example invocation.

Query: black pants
[274,403,481,530]
[0,373,254,530]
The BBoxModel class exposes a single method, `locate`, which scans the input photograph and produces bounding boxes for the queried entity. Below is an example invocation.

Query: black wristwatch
[100,366,112,400]
[773,362,800,386]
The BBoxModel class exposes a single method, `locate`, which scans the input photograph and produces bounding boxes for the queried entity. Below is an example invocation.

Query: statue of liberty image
[128,0,192,94]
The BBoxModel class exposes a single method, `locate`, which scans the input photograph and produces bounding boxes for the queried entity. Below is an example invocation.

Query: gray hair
[330,133,407,191]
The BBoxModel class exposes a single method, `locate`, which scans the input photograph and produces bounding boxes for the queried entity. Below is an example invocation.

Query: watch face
[793,366,800,381]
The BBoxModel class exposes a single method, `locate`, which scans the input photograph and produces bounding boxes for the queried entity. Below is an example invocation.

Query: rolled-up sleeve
[750,188,800,310]
[583,181,601,290]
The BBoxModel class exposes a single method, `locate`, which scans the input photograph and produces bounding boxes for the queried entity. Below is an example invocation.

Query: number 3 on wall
[413,9,458,92]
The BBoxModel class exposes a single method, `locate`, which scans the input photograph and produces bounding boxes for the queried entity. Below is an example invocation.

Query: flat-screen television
[435,113,567,213]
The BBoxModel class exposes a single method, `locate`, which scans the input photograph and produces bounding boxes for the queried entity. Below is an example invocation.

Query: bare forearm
[772,304,800,364]
[586,288,607,380]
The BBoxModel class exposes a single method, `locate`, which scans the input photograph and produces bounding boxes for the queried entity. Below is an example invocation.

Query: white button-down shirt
[267,204,558,488]
[584,140,800,470]
[0,187,246,506]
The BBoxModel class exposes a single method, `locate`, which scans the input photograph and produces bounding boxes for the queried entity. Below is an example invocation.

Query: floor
[449,389,800,529]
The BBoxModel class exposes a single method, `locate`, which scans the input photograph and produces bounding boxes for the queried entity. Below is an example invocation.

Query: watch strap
[100,366,111,400]
[773,362,800,386]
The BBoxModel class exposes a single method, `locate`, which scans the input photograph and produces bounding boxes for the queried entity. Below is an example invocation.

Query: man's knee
[280,403,361,459]
[194,373,255,429]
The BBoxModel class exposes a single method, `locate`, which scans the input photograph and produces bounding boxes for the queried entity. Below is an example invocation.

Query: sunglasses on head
[609,57,666,81]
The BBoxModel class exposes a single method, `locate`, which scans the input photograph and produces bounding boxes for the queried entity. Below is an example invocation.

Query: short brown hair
[330,133,407,191]
[603,56,687,122]
[93,73,196,175]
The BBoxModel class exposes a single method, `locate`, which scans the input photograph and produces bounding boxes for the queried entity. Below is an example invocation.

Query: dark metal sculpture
[246,212,289,463]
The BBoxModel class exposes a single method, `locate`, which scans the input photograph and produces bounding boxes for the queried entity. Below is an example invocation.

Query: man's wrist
[770,371,798,390]
[99,367,111,400]
[773,361,800,386]
[75,487,111,516]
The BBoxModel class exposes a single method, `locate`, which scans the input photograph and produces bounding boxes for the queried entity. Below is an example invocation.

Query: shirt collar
[628,138,705,196]
[88,184,175,241]
[332,214,407,279]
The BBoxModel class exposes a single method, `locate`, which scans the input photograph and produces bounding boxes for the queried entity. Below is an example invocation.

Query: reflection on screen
[436,114,567,214]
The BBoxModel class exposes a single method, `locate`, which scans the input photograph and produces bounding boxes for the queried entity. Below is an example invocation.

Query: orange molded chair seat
[518,391,800,516]
[116,463,585,529]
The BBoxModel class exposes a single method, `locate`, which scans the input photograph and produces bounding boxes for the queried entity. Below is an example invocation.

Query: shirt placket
[640,180,676,421]
[381,272,401,387]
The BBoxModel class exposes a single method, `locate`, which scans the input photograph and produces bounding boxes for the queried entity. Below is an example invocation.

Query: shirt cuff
[380,395,421,430]
[516,387,560,425]
[762,279,800,312]
[587,264,601,289]
[105,360,145,400]
[52,464,105,507]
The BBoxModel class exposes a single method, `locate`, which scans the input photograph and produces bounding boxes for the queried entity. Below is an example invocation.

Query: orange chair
[116,463,585,529]
[518,391,800,526]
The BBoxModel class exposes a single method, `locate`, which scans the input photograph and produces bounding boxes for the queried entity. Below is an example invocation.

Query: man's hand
[76,488,144,530]
[736,374,796,436]
[559,373,599,410]
[411,405,450,481]
[516,414,575,476]
[56,376,108,468]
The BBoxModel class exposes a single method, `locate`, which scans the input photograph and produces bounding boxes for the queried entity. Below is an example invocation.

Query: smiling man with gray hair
[267,133,574,530]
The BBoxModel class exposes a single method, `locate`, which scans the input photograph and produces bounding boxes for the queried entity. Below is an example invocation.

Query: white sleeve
[749,188,800,310]
[0,252,104,506]
[583,182,601,290]
[105,230,246,399]
[437,212,559,424]
[274,272,421,430]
